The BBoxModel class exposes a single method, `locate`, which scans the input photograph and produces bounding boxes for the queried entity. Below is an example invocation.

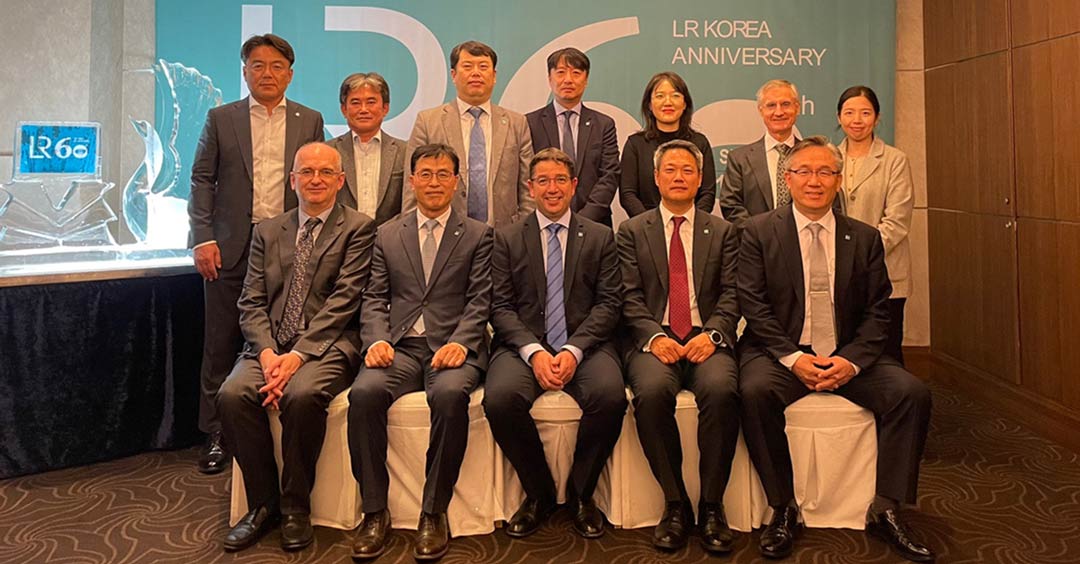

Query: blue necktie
[545,224,567,349]
[467,107,488,223]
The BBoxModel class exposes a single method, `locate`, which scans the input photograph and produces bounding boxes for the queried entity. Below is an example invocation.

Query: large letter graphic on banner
[324,6,447,139]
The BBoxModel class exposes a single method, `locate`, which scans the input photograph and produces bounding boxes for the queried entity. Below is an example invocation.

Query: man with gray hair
[617,139,741,554]
[328,72,406,226]
[719,79,801,226]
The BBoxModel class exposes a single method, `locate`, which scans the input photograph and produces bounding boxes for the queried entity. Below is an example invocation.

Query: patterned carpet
[2,381,1079,564]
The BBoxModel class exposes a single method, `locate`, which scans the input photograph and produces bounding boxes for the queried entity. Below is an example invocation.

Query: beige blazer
[838,137,914,298]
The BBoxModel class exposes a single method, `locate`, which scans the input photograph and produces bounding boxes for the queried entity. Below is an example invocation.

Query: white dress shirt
[519,210,584,365]
[351,130,382,219]
[250,96,288,223]
[764,133,797,207]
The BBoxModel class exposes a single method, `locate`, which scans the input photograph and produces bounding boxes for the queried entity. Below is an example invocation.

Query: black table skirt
[0,273,204,478]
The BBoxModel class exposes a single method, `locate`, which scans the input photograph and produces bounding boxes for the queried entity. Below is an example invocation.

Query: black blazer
[360,208,493,370]
[616,208,739,357]
[328,130,406,227]
[490,212,622,361]
[737,205,891,369]
[526,104,620,226]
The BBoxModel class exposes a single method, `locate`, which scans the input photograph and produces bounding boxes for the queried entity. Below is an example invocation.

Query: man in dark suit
[348,144,493,561]
[719,79,801,227]
[188,33,325,474]
[617,140,741,554]
[216,142,375,552]
[738,136,933,562]
[525,48,620,226]
[484,148,626,539]
[404,40,534,228]
[327,72,405,226]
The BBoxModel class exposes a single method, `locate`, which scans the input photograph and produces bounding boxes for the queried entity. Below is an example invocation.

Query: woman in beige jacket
[836,85,914,365]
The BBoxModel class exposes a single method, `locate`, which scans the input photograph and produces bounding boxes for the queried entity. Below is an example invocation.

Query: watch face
[709,331,722,345]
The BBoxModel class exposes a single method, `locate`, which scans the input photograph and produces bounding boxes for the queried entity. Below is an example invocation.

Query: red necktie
[668,216,692,341]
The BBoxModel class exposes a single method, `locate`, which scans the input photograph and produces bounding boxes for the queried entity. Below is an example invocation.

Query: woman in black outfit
[619,71,716,217]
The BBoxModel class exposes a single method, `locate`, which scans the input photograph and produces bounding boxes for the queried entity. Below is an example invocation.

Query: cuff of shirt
[561,344,584,364]
[289,350,309,363]
[450,342,469,357]
[643,332,666,353]
[840,356,861,375]
[193,240,217,250]
[519,343,545,366]
[779,350,803,371]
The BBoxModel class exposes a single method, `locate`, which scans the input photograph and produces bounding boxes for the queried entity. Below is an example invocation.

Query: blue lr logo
[17,123,99,177]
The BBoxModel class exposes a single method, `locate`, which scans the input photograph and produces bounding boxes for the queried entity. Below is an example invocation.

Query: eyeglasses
[294,168,342,180]
[787,168,840,180]
[531,175,572,188]
[415,170,456,182]
[762,100,796,111]
[246,61,289,74]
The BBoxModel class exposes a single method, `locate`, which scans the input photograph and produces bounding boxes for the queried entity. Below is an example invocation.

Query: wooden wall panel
[1011,0,1080,47]
[925,0,1008,67]
[925,53,1014,215]
[929,210,1019,384]
[1017,219,1080,410]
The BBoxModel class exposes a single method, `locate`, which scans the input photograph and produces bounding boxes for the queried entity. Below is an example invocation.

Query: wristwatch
[706,330,724,347]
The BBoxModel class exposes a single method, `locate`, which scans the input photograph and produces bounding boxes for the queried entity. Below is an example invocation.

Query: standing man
[484,148,626,540]
[525,48,620,226]
[738,136,933,562]
[617,140,741,554]
[328,72,406,226]
[719,79,801,227]
[188,33,325,474]
[348,144,493,561]
[216,142,375,552]
[404,40,534,227]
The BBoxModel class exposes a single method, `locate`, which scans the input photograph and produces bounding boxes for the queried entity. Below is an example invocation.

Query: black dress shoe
[198,431,229,475]
[280,513,314,551]
[571,497,605,539]
[506,497,555,538]
[352,509,391,560]
[866,508,936,562]
[223,505,280,552]
[413,512,450,561]
[699,503,735,554]
[759,504,801,559]
[653,500,693,551]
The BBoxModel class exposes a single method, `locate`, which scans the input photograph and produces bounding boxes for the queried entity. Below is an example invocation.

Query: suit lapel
[749,139,773,209]
[575,107,594,164]
[278,213,300,301]
[540,104,560,149]
[308,205,344,273]
[564,214,584,299]
[337,134,359,208]
[440,104,468,193]
[425,210,465,294]
[775,207,805,312]
[523,214,547,305]
[233,99,254,182]
[489,105,509,189]
[377,134,397,209]
[833,215,856,320]
[643,210,669,295]
[399,213,425,288]
[691,212,713,298]
[283,100,304,210]
[847,137,883,195]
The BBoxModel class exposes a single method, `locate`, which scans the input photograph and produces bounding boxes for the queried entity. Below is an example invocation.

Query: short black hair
[529,148,576,179]
[546,47,590,75]
[410,143,460,176]
[640,71,696,141]
[339,72,391,105]
[450,40,498,69]
[240,33,295,66]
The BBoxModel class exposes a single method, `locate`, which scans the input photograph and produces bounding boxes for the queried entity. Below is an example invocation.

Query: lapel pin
[704,228,710,234]
[501,117,508,125]
[844,234,851,241]
[454,230,461,236]
[585,120,591,126]
[577,231,584,238]
[294,112,300,117]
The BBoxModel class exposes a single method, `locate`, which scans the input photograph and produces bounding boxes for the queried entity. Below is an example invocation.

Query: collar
[298,204,334,231]
[792,206,835,235]
[658,202,696,228]
[416,206,452,229]
[535,209,571,232]
[248,95,287,113]
[553,100,583,117]
[351,129,382,146]
[456,97,493,119]
[764,132,796,153]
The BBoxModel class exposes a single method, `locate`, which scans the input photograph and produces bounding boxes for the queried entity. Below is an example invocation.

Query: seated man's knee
[428,381,470,416]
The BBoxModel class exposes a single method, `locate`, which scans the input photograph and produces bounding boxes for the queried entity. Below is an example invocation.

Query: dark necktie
[667,216,692,341]
[544,224,567,349]
[467,107,488,223]
[775,144,792,208]
[277,216,322,347]
[561,110,577,162]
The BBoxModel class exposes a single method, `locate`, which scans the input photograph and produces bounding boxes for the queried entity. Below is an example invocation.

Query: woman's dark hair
[836,85,881,116]
[640,71,695,140]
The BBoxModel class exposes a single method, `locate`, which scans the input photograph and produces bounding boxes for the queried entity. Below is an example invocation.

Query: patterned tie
[667,216,692,341]
[775,144,792,208]
[544,224,567,349]
[807,223,836,357]
[276,216,322,347]
[467,107,488,223]
[421,218,439,284]
[561,110,577,163]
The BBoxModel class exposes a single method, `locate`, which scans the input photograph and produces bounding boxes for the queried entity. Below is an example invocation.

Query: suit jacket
[525,104,620,225]
[327,129,405,227]
[188,97,325,270]
[719,136,781,226]
[737,205,891,369]
[360,208,493,369]
[838,137,914,298]
[237,203,375,366]
[616,208,740,357]
[491,212,622,362]
[403,102,535,228]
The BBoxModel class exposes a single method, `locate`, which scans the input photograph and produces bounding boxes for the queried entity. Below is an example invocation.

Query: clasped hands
[258,348,304,409]
[529,349,579,391]
[650,333,715,365]
[364,341,467,370]
[792,354,856,392]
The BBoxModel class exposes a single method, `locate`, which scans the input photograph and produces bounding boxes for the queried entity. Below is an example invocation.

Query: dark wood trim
[931,351,1080,455]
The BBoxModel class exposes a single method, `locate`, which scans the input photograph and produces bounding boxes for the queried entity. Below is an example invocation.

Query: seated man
[617,140,741,553]
[348,143,493,561]
[738,136,933,562]
[216,142,376,552]
[484,148,626,539]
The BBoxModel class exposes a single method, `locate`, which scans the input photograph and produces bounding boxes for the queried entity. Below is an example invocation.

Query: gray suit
[327,130,405,226]
[403,102,535,228]
[718,137,778,227]
[349,208,493,514]
[188,97,325,433]
[217,203,375,515]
